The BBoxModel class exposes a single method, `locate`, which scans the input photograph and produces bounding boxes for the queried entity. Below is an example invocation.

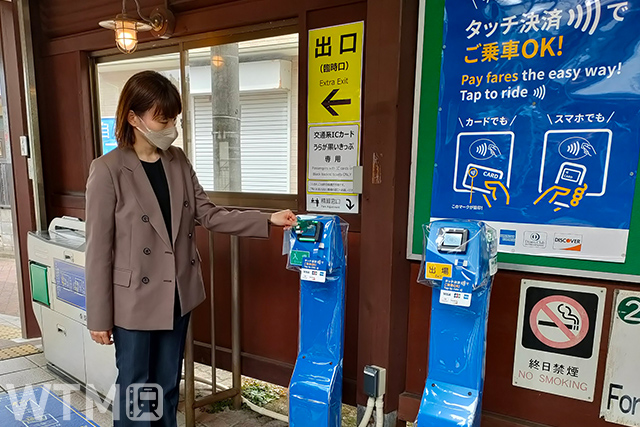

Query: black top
[141,158,183,321]
[140,158,172,240]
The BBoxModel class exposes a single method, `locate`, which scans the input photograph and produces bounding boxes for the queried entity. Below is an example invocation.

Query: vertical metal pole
[184,319,196,427]
[180,42,196,427]
[209,233,217,394]
[16,0,46,231]
[230,235,241,409]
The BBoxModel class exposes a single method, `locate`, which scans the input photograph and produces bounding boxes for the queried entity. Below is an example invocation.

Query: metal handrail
[184,235,242,426]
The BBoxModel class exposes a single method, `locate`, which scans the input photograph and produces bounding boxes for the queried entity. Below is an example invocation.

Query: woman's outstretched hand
[270,210,297,228]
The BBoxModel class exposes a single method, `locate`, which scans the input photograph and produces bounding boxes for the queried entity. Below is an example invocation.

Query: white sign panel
[513,279,606,401]
[306,125,360,213]
[307,194,358,214]
[600,290,640,426]
[308,125,359,183]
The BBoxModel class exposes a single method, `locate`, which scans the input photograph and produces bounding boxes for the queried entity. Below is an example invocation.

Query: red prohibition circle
[529,295,589,349]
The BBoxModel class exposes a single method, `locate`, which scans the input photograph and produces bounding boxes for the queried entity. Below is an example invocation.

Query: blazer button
[191,259,196,265]
[142,215,150,223]
[183,201,189,208]
[143,247,151,255]
[188,233,193,239]
[142,277,150,284]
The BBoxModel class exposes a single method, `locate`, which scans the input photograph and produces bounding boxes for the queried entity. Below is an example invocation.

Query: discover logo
[553,234,583,251]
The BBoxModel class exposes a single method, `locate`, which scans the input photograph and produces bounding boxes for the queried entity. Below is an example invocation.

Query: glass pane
[96,53,182,155]
[187,34,299,194]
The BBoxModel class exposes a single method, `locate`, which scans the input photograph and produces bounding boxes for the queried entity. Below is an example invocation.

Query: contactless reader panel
[437,227,469,254]
[421,220,496,301]
[295,220,324,243]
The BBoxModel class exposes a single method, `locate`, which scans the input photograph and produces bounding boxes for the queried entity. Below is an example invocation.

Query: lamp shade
[99,14,152,54]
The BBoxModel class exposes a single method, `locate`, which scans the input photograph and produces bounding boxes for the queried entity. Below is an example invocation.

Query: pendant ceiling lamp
[99,0,175,54]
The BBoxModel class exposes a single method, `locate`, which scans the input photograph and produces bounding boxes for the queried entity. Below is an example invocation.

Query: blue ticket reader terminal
[415,220,497,427]
[285,215,348,427]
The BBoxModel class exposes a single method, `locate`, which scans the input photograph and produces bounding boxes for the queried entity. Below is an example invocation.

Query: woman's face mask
[135,116,178,151]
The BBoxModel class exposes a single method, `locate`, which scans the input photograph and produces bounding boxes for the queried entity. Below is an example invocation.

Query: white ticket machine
[27,217,117,398]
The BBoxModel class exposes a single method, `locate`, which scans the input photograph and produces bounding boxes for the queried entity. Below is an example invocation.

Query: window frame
[90,20,299,212]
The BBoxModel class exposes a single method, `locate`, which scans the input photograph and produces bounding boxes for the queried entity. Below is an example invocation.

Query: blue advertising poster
[101,118,117,155]
[431,0,640,262]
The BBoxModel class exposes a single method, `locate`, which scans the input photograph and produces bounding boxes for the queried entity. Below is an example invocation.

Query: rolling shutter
[192,91,291,193]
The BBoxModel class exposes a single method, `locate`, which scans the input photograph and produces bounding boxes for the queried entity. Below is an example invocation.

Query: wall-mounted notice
[600,290,640,426]
[307,22,364,214]
[513,279,605,401]
[428,0,640,262]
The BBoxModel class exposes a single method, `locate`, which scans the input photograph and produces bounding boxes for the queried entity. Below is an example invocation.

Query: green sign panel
[290,250,310,266]
[617,296,640,324]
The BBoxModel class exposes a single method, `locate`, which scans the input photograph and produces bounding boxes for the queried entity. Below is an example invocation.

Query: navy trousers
[112,290,190,426]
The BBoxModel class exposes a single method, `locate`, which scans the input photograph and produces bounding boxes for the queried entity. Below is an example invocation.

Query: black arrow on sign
[345,199,355,210]
[322,89,351,116]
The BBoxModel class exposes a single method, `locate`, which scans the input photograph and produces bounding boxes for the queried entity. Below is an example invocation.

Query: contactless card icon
[454,132,514,208]
[559,136,596,160]
[469,138,502,160]
[462,164,503,194]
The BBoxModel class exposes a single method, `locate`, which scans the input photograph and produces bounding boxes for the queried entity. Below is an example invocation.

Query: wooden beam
[356,0,419,418]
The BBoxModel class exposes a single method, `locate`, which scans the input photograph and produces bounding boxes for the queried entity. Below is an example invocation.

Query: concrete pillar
[210,43,242,191]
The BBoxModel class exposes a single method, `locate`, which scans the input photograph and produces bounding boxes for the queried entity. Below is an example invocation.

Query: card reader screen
[295,221,323,242]
[437,228,469,253]
[442,232,463,248]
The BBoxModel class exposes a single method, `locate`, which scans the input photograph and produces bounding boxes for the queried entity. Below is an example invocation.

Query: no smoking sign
[514,279,606,401]
[522,285,600,358]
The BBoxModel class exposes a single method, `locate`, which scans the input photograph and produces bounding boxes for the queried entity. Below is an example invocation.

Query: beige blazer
[85,146,269,331]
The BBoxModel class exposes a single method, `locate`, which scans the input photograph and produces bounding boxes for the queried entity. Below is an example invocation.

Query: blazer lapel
[120,147,172,250]
[160,148,184,246]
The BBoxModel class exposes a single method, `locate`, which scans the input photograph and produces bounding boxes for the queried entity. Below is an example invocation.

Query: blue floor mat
[0,385,100,426]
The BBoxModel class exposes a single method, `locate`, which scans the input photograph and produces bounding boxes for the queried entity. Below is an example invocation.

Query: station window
[95,33,298,200]
[96,53,183,155]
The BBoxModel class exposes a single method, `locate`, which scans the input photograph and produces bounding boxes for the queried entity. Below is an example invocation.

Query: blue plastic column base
[415,283,492,427]
[289,359,342,426]
[415,381,481,427]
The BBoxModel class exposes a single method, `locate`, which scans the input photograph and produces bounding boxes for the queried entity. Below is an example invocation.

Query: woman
[85,70,296,426]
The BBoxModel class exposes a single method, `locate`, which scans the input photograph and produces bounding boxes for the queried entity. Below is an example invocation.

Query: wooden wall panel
[400,265,632,427]
[38,0,236,40]
[355,0,418,417]
[191,226,360,404]
[40,0,364,57]
[37,53,92,209]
